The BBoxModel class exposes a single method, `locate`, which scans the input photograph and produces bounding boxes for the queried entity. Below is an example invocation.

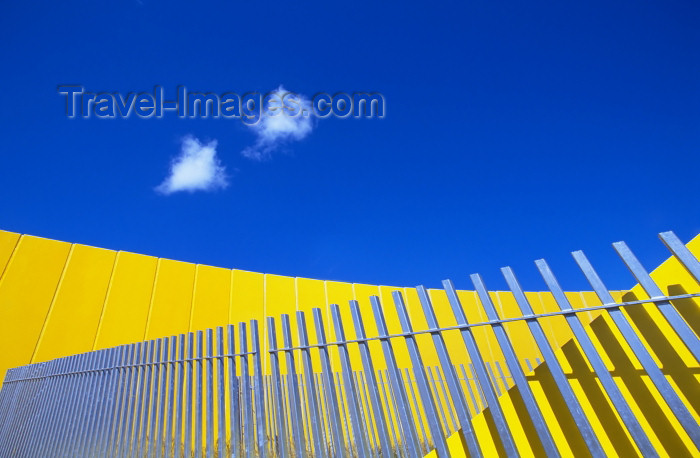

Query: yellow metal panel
[190,264,231,332]
[230,269,265,324]
[0,230,20,280]
[93,251,158,350]
[230,269,264,374]
[0,236,71,378]
[33,244,116,363]
[145,258,196,340]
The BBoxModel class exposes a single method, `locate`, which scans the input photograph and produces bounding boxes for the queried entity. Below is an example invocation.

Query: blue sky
[0,1,698,291]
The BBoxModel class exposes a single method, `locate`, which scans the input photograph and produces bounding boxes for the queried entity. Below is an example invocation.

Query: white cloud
[241,86,315,161]
[156,136,228,195]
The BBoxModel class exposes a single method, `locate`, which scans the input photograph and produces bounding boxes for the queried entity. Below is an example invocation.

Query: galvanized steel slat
[296,310,326,458]
[330,303,369,458]
[250,320,267,458]
[267,317,290,458]
[280,314,307,458]
[312,307,347,458]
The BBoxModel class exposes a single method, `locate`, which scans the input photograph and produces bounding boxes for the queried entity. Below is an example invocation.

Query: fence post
[184,333,195,457]
[227,324,240,458]
[149,338,165,458]
[330,303,369,458]
[312,307,346,458]
[174,334,186,458]
[267,317,289,458]
[239,322,254,458]
[196,331,205,458]
[296,310,327,458]
[280,314,306,458]
[250,320,267,458]
[157,336,172,458]
[348,300,393,456]
[163,336,177,458]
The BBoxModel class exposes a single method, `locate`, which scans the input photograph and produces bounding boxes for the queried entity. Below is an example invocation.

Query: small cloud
[156,135,228,195]
[241,86,315,161]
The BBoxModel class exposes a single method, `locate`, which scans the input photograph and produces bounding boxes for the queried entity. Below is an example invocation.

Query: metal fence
[0,230,698,457]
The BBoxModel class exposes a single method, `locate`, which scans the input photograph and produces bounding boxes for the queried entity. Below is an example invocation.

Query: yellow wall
[0,228,660,383]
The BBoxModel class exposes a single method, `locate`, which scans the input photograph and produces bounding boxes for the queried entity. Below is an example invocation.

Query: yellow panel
[0,230,20,280]
[33,244,116,362]
[93,251,158,350]
[230,269,264,374]
[145,258,196,340]
[190,264,231,332]
[296,277,327,371]
[0,236,71,378]
[230,269,265,324]
[265,274,296,373]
